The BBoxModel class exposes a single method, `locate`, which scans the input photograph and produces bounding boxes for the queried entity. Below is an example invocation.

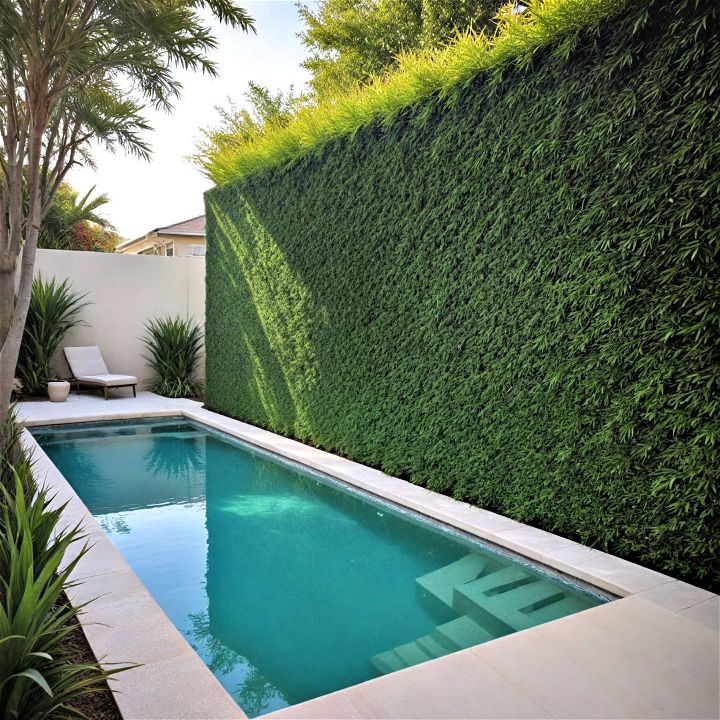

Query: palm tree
[39,183,114,250]
[0,0,255,425]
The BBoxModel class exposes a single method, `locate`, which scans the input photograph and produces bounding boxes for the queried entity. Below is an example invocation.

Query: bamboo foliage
[200,0,630,183]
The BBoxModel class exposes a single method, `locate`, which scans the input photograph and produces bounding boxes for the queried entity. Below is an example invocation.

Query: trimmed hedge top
[202,0,630,184]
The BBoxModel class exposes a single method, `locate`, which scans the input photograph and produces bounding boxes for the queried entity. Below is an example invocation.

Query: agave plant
[142,316,204,398]
[15,277,89,397]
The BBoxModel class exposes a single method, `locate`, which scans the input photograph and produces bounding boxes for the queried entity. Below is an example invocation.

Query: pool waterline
[32,417,611,717]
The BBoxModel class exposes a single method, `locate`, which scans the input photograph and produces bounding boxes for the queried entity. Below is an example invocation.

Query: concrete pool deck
[19,392,720,720]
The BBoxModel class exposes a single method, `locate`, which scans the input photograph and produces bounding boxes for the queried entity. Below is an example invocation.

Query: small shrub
[15,276,89,397]
[142,316,204,398]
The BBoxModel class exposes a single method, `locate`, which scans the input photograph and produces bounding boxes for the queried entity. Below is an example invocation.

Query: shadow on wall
[206,197,328,439]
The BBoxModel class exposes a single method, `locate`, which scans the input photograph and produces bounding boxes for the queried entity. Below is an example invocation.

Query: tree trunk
[0,264,14,346]
[0,238,36,419]
[0,124,43,422]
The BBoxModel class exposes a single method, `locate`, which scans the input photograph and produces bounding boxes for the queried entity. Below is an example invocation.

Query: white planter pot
[48,380,70,403]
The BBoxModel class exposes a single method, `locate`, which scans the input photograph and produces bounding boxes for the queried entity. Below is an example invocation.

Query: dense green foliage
[205,0,720,589]
[39,183,119,253]
[15,277,88,397]
[0,408,123,718]
[200,0,629,183]
[193,82,303,171]
[142,316,204,398]
[299,0,503,99]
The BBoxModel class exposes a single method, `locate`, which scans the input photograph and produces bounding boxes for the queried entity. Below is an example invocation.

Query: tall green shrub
[205,0,720,589]
[200,0,632,183]
[15,277,89,397]
[142,316,204,398]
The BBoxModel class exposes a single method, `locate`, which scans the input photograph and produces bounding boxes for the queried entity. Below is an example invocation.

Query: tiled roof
[118,214,206,250]
[156,215,205,236]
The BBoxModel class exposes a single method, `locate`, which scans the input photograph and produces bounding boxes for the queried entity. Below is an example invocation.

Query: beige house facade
[117,215,206,257]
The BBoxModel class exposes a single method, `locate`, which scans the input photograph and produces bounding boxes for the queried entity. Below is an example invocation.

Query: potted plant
[47,377,71,402]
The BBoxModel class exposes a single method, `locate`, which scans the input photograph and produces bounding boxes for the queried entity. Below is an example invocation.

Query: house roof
[117,214,205,250]
[155,215,206,236]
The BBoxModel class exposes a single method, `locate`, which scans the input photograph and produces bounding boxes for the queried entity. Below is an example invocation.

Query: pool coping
[19,394,720,719]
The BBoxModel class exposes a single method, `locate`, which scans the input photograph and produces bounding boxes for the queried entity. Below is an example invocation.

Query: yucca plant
[0,407,32,497]
[15,277,89,398]
[0,476,124,720]
[0,483,67,578]
[142,316,204,398]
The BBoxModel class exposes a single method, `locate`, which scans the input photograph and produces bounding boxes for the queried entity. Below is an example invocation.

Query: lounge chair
[63,346,137,400]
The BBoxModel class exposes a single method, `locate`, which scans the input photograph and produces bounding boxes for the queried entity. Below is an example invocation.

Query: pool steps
[370,553,594,677]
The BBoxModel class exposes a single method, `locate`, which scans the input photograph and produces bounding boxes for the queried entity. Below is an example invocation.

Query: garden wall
[32,249,205,386]
[205,0,719,587]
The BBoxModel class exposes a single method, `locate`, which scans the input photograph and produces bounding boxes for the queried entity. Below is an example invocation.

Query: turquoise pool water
[33,418,607,716]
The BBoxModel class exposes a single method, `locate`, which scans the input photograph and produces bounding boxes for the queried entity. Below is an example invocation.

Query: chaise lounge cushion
[74,373,138,387]
[64,346,136,387]
[64,346,109,376]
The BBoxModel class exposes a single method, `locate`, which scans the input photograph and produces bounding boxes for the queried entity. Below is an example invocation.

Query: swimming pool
[33,417,608,716]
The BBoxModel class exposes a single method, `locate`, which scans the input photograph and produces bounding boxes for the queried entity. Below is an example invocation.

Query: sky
[68,1,315,240]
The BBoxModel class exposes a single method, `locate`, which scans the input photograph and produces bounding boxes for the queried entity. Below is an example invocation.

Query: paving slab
[18,391,200,426]
[679,596,720,632]
[636,579,716,613]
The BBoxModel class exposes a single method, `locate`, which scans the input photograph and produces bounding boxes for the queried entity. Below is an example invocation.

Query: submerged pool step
[159,430,204,440]
[369,650,405,676]
[453,568,580,633]
[369,638,441,677]
[415,632,450,657]
[369,614,496,678]
[520,591,595,624]
[415,553,495,608]
[430,615,497,651]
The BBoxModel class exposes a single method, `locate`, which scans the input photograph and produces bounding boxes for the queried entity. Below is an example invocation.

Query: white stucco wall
[30,249,205,387]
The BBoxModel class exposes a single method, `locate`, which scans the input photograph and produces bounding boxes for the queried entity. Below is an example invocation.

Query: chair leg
[132,385,136,398]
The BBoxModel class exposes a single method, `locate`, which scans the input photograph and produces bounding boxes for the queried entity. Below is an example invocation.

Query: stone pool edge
[19,396,719,719]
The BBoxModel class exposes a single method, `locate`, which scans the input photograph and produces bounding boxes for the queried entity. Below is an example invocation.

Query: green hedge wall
[205,0,720,589]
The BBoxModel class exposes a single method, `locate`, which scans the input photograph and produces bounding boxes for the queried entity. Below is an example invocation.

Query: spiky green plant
[0,407,32,497]
[15,277,89,398]
[142,316,204,398]
[0,476,125,720]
